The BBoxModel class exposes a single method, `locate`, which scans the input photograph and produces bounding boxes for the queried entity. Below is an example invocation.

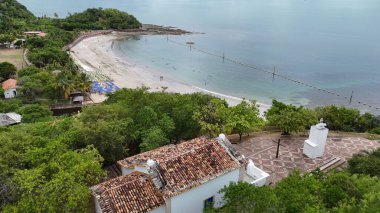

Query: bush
[265,100,317,134]
[0,62,17,80]
[16,104,52,123]
[370,127,380,135]
[0,99,22,112]
[348,148,380,177]
[314,106,360,132]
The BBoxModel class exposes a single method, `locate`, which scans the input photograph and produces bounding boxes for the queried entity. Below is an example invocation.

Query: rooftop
[91,171,165,213]
[0,113,22,126]
[2,79,17,91]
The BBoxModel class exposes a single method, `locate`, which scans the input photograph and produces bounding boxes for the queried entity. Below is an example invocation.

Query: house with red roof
[91,135,268,213]
[2,79,17,99]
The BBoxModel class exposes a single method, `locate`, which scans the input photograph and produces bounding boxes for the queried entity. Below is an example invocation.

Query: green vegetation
[265,100,317,135]
[0,119,105,211]
[348,148,380,178]
[265,100,380,135]
[207,171,380,213]
[0,88,265,211]
[0,62,17,81]
[57,8,141,31]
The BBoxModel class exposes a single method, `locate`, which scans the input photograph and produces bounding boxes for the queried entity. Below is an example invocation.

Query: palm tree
[75,73,92,92]
[56,71,74,99]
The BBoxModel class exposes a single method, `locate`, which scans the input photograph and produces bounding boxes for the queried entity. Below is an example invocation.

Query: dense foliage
[0,0,35,33]
[265,100,380,134]
[0,62,17,81]
[57,8,141,31]
[348,148,380,178]
[208,171,380,213]
[0,119,105,211]
[265,100,317,134]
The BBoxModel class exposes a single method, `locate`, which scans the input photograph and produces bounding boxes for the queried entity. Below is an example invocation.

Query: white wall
[94,197,102,213]
[149,205,166,213]
[121,165,148,176]
[168,169,240,213]
[4,89,16,99]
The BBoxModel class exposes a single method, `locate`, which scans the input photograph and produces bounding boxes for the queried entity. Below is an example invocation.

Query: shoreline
[69,29,271,114]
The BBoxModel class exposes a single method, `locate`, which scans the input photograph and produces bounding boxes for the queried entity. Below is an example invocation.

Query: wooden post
[349,90,354,104]
[276,139,281,158]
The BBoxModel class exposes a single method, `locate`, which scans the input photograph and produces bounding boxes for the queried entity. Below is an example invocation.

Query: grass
[0,48,26,69]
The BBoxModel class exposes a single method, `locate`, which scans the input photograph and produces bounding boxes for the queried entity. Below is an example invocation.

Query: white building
[91,136,267,213]
[2,79,17,99]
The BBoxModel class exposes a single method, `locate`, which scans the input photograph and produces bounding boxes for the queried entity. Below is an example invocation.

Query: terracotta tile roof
[2,79,17,91]
[118,138,241,198]
[90,171,165,213]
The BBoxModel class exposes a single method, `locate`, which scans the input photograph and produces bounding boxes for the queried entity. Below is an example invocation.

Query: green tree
[265,100,317,134]
[229,100,264,141]
[16,104,52,123]
[0,62,17,80]
[140,126,169,152]
[0,99,22,112]
[214,182,281,213]
[17,66,41,77]
[314,105,360,132]
[193,98,230,137]
[275,171,324,212]
[3,145,104,212]
[348,148,380,178]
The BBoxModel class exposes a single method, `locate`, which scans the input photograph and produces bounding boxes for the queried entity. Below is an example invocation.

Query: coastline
[69,30,271,114]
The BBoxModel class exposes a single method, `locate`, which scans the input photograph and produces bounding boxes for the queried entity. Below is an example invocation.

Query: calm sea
[19,0,380,113]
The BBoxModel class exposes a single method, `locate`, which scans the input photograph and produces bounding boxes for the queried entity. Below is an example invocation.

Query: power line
[166,38,379,111]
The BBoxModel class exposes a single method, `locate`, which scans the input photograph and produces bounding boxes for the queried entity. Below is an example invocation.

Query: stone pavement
[234,136,380,184]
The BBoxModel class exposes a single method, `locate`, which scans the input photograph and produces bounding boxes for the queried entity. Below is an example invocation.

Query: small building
[91,136,266,213]
[2,79,17,99]
[0,112,22,126]
[24,31,47,37]
[70,91,86,105]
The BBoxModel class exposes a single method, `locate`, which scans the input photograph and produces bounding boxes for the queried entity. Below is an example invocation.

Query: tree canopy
[265,100,317,134]
[209,171,380,213]
[0,62,17,81]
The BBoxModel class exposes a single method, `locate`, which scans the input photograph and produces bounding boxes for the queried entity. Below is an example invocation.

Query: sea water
[19,0,380,113]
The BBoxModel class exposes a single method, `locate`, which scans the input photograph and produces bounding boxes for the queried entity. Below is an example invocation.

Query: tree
[229,100,264,141]
[275,171,324,212]
[0,62,17,80]
[16,104,52,123]
[18,70,57,99]
[193,98,230,137]
[3,145,105,212]
[17,66,41,77]
[0,34,15,45]
[265,100,317,134]
[314,105,360,132]
[348,148,380,178]
[214,182,281,213]
[0,99,22,112]
[140,127,169,152]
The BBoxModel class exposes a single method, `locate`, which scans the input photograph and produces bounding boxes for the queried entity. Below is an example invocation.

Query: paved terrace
[233,136,380,184]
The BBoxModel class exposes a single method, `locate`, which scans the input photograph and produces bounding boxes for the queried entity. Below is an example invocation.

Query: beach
[69,31,271,114]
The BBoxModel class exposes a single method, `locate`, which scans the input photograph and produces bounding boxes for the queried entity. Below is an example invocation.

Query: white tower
[303,118,329,159]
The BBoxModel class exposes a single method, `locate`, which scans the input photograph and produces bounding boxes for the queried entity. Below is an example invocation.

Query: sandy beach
[70,31,270,114]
